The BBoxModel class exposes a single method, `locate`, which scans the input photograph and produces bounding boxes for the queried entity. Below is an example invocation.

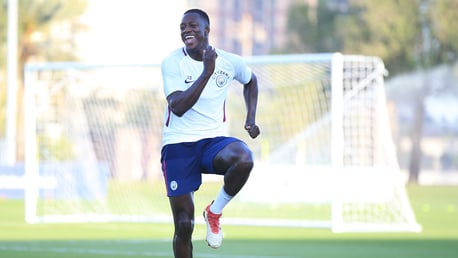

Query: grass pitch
[0,185,457,258]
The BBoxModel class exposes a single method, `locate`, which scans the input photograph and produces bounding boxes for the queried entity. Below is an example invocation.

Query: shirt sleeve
[232,54,252,85]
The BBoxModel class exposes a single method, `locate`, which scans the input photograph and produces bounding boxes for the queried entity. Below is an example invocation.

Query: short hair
[184,9,210,26]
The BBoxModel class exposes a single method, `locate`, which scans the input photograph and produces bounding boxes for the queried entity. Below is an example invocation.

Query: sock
[210,187,233,214]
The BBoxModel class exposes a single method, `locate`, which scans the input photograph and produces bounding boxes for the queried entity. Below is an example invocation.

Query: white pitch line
[0,245,300,258]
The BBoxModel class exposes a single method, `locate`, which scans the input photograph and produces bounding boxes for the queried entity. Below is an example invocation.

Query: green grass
[0,185,457,258]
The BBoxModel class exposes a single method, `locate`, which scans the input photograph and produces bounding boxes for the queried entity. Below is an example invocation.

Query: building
[184,0,351,56]
[185,0,299,56]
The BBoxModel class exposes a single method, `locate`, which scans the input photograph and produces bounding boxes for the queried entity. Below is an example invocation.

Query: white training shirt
[161,47,252,146]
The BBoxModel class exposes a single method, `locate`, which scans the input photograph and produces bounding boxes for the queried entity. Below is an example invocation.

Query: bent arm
[243,72,260,138]
[167,46,217,117]
[167,71,212,117]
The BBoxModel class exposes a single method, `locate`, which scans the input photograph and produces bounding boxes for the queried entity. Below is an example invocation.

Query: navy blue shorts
[160,136,243,197]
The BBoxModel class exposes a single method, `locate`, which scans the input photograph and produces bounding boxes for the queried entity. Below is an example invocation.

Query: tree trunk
[408,79,427,184]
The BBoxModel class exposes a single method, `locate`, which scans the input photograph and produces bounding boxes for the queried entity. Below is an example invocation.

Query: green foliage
[0,81,5,136]
[0,0,87,153]
[315,0,341,51]
[287,2,314,53]
[430,0,458,61]
[37,134,75,160]
[286,0,341,53]
[0,3,7,137]
[0,0,88,64]
[0,9,5,68]
[343,0,422,73]
[285,0,458,75]
[17,0,88,62]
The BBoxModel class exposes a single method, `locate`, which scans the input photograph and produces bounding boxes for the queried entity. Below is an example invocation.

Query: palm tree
[1,0,87,161]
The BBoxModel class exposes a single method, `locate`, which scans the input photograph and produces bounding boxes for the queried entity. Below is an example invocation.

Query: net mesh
[24,54,420,232]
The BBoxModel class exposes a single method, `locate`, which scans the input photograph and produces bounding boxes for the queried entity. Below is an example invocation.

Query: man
[160,8,260,258]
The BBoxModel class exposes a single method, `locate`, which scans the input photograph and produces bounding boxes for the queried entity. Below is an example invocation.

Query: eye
[180,21,201,32]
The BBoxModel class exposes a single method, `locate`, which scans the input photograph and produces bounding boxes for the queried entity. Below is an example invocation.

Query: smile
[184,35,195,42]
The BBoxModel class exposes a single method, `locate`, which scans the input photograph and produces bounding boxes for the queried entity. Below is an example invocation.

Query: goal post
[232,53,420,232]
[23,53,421,232]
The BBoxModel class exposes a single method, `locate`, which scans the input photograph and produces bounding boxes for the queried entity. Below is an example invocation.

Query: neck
[186,48,203,61]
[186,41,209,61]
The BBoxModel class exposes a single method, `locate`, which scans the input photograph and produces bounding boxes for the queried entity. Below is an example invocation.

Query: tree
[341,0,422,74]
[285,1,315,53]
[342,0,458,183]
[1,2,9,137]
[430,0,458,61]
[0,0,87,161]
[285,0,341,53]
[341,0,458,72]
[284,0,458,183]
[407,0,458,183]
[17,0,88,63]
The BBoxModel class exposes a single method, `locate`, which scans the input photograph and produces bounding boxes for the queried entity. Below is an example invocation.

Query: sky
[78,0,186,64]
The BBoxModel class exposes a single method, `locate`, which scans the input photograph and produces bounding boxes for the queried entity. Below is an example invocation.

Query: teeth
[185,35,194,39]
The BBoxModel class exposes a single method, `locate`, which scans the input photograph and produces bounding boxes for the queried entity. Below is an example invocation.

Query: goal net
[23,53,421,232]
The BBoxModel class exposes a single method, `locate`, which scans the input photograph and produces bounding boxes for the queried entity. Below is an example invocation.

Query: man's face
[180,13,208,51]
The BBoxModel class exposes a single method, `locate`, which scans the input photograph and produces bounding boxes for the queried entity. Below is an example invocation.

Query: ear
[205,26,210,36]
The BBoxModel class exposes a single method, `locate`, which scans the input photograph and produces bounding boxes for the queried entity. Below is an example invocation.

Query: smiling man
[160,8,260,258]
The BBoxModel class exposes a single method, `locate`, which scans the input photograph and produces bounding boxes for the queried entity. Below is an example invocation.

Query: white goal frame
[23,53,421,233]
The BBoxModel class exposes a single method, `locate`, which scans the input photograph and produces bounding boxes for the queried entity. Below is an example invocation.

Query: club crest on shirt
[212,70,229,88]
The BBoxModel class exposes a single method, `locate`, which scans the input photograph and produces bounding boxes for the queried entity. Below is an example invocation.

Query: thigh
[161,143,203,197]
[200,137,244,174]
[201,138,252,174]
[214,141,253,171]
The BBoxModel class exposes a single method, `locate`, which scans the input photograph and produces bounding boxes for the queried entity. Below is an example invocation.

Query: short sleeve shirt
[161,47,252,146]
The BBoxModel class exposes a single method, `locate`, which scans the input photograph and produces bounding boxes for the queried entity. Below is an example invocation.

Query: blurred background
[0,0,457,185]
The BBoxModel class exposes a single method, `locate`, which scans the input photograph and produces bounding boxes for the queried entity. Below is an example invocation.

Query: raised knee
[236,150,254,171]
[215,142,254,173]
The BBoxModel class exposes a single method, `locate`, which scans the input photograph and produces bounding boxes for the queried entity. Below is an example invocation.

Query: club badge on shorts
[170,180,178,191]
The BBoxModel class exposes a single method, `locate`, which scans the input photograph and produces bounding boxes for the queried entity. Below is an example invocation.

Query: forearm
[243,73,258,125]
[168,72,212,117]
